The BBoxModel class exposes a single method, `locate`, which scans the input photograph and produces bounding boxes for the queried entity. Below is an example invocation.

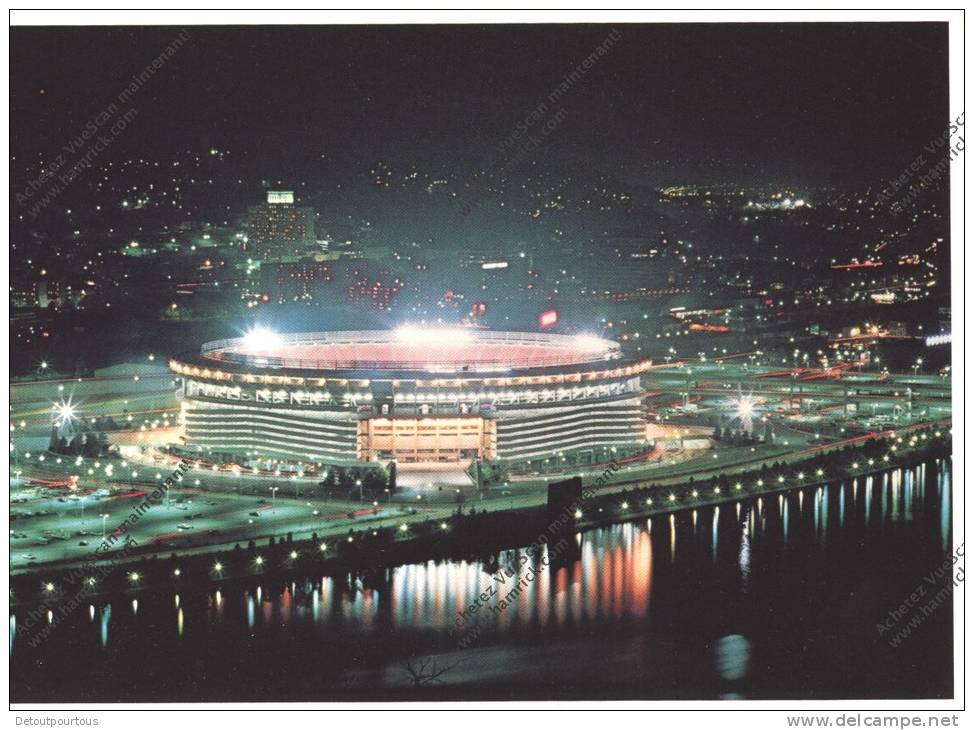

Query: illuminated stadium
[170,327,652,467]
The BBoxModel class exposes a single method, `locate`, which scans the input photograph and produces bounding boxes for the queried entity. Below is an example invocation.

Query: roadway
[9,361,952,573]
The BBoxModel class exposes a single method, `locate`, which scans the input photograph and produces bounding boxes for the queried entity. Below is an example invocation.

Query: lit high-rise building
[245,191,316,261]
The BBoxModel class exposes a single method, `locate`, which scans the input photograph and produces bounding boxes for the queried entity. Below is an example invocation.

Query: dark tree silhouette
[401,657,458,686]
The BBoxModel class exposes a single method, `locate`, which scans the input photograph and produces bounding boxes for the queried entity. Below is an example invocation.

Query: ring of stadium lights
[172,328,655,383]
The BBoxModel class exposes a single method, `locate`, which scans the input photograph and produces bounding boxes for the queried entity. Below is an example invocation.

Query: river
[10,459,954,701]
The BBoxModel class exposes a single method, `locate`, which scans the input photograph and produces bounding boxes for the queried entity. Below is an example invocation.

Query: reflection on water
[782,496,790,547]
[11,461,954,701]
[939,463,951,551]
[384,524,655,631]
[669,513,676,560]
[99,605,111,648]
[715,633,751,680]
[739,513,751,592]
[712,506,720,562]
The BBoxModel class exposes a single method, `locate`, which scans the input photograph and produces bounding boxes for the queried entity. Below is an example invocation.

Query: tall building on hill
[245,191,316,261]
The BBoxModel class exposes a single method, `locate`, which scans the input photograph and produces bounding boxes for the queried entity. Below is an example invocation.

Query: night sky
[12,22,949,186]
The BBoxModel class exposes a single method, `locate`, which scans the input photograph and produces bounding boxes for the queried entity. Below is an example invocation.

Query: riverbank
[10,426,950,609]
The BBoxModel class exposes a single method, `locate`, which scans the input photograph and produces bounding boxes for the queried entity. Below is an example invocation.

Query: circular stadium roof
[198,327,622,374]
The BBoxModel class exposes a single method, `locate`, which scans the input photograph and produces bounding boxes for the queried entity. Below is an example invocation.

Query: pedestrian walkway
[395,463,474,494]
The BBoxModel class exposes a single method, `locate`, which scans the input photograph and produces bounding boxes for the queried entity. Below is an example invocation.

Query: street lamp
[78,494,87,530]
[100,513,109,540]
[53,398,78,442]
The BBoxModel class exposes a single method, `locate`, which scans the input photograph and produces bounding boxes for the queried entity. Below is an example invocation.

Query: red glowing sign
[688,322,730,333]
[539,309,559,328]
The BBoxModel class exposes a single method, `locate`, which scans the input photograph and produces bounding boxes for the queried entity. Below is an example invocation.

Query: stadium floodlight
[571,334,609,353]
[394,325,472,345]
[241,326,283,352]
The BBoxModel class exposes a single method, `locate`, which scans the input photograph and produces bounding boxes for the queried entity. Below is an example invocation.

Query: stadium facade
[170,328,651,467]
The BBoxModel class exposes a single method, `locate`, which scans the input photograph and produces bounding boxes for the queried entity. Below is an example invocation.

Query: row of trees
[318,463,395,494]
[471,458,509,487]
[712,426,761,445]
[47,426,112,457]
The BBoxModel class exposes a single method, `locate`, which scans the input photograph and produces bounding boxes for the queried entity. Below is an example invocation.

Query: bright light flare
[241,326,283,352]
[53,398,78,427]
[571,334,610,353]
[394,325,473,346]
[734,396,756,420]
